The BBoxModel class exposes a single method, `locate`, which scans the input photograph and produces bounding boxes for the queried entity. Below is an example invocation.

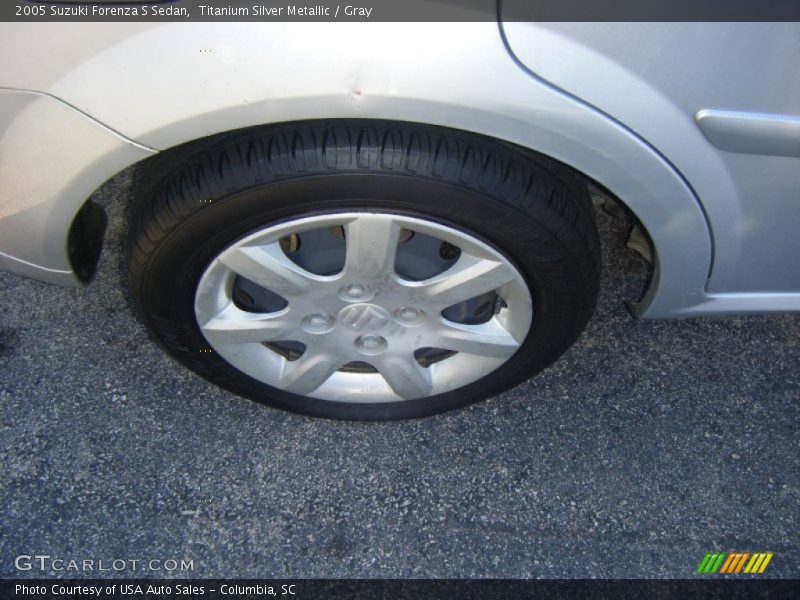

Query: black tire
[128,120,600,420]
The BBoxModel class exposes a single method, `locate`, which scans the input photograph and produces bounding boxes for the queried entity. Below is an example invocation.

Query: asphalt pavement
[1,167,797,578]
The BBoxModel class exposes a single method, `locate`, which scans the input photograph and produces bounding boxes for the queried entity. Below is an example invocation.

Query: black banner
[2,579,800,599]
[3,0,800,22]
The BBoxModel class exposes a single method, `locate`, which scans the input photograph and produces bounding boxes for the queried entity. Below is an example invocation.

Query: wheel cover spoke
[412,254,518,309]
[372,354,434,400]
[199,303,294,345]
[218,243,322,298]
[343,214,402,282]
[195,212,533,403]
[278,349,343,395]
[435,319,521,359]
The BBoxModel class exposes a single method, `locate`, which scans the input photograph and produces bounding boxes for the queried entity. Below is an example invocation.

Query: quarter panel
[0,22,712,317]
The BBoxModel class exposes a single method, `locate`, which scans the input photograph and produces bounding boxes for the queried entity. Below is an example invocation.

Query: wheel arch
[66,108,694,318]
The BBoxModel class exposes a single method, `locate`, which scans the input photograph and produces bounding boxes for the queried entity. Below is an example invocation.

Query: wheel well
[68,119,655,304]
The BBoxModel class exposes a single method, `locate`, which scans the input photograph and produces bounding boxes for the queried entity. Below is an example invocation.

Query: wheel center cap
[338,303,391,333]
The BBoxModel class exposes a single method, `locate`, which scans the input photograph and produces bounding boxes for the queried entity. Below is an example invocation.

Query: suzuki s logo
[338,304,390,332]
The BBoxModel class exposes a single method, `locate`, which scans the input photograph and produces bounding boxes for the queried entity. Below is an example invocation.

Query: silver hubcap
[194,212,533,403]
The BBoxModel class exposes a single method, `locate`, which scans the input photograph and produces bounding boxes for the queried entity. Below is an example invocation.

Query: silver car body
[1,21,798,318]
